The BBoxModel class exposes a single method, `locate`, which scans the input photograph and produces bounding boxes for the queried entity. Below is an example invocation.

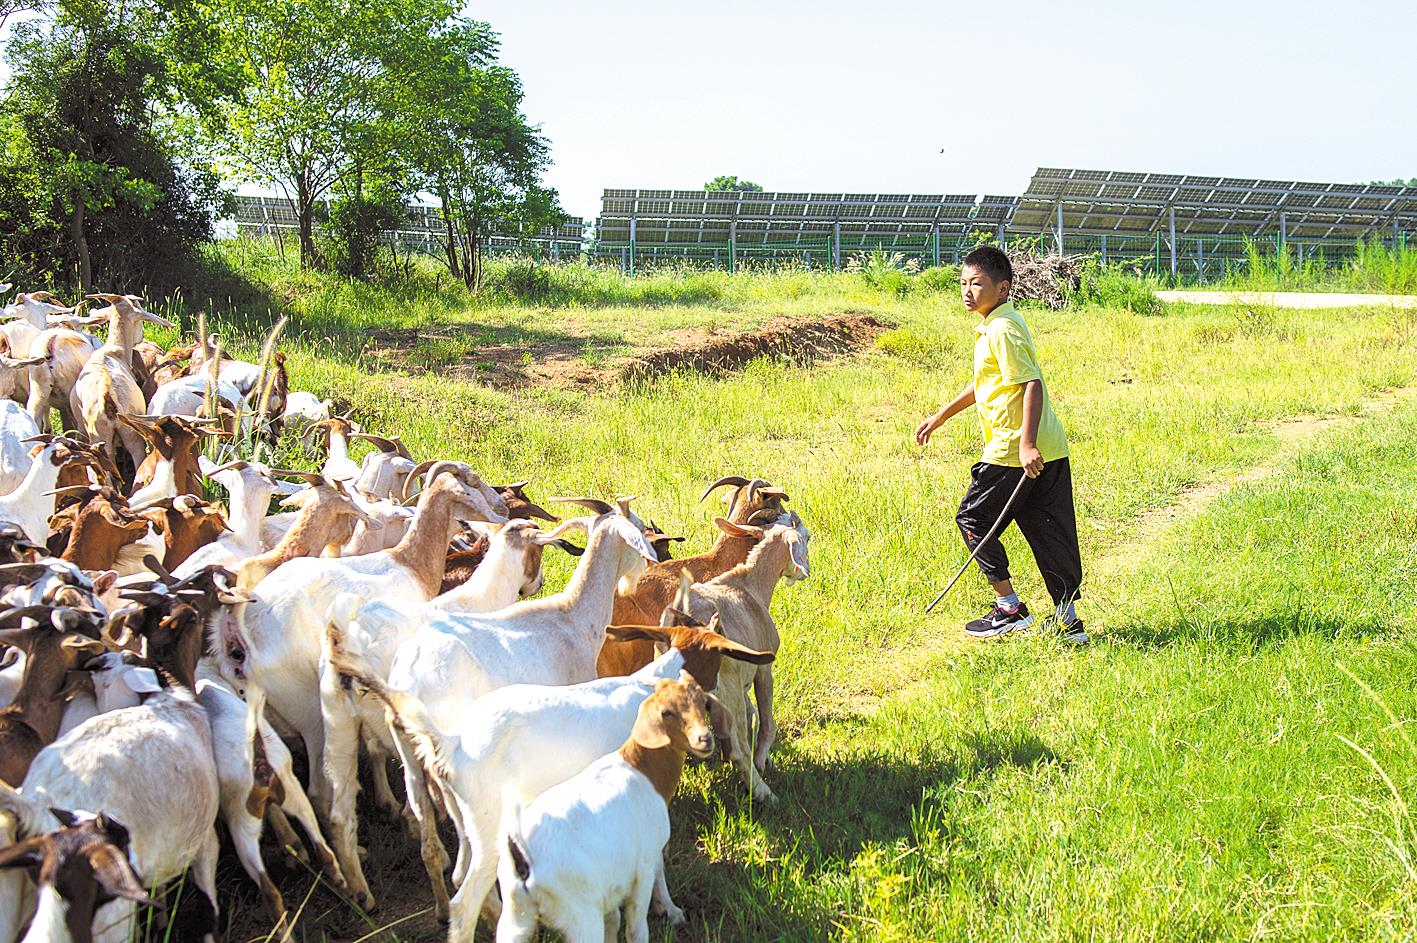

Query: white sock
[1057,601,1078,624]
[996,592,1021,612]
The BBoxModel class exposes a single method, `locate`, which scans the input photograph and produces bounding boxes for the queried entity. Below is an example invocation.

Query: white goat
[0,400,41,495]
[317,518,581,912]
[146,373,243,421]
[354,511,656,919]
[172,460,285,579]
[280,393,330,438]
[495,676,715,943]
[0,438,77,544]
[193,671,347,925]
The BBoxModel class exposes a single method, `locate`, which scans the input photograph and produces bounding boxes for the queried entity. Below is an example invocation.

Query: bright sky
[473,0,1415,222]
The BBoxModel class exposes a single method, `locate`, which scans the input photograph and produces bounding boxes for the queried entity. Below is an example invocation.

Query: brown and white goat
[0,809,155,943]
[0,608,107,785]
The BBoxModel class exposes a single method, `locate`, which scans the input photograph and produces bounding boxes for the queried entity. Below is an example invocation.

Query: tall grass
[1220,235,1417,294]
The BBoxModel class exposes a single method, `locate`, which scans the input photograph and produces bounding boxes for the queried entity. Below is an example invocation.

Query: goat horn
[615,496,635,518]
[43,485,99,498]
[0,605,56,625]
[699,476,750,503]
[499,480,530,492]
[401,460,439,501]
[270,468,324,485]
[746,507,784,527]
[142,554,178,585]
[547,497,614,515]
[205,460,249,476]
[390,437,412,460]
[349,433,398,452]
[743,478,769,507]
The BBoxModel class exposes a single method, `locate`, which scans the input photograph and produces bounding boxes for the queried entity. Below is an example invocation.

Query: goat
[69,295,173,474]
[351,434,416,500]
[207,463,506,901]
[352,511,656,918]
[303,416,361,482]
[329,579,768,937]
[0,607,107,785]
[0,400,43,496]
[495,676,715,943]
[0,438,82,544]
[231,473,378,590]
[662,515,809,801]
[145,374,243,424]
[124,415,223,509]
[193,673,347,926]
[0,809,156,943]
[171,460,284,579]
[47,485,156,575]
[138,495,230,570]
[280,393,330,439]
[316,518,583,912]
[598,508,786,677]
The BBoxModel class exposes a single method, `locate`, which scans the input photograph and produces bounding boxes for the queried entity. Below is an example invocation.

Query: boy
[914,245,1085,643]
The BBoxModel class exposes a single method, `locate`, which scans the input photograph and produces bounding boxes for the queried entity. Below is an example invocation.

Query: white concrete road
[1157,290,1417,309]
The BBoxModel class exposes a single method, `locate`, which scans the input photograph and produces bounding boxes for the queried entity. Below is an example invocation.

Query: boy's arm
[1019,379,1044,477]
[915,383,975,445]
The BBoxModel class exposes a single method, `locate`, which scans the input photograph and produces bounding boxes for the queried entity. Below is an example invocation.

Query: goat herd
[0,286,813,943]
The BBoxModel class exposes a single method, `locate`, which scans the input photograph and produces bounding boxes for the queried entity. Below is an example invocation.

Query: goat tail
[501,787,533,887]
[321,618,456,784]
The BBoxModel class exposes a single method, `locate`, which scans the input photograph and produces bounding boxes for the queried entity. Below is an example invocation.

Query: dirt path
[1157,289,1417,309]
[1091,387,1414,574]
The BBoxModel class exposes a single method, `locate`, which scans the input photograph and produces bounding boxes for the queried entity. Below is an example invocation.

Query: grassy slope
[193,254,1417,941]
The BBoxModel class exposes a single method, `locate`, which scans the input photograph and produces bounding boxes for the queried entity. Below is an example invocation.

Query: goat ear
[713,517,761,539]
[90,570,118,596]
[89,845,159,907]
[55,669,94,702]
[604,624,669,645]
[49,807,81,827]
[710,635,776,665]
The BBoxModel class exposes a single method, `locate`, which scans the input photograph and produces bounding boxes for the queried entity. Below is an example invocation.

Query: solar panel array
[1013,168,1417,240]
[595,190,1018,248]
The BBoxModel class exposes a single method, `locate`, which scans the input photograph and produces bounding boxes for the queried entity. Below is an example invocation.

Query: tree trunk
[296,175,316,268]
[439,190,461,282]
[71,196,91,292]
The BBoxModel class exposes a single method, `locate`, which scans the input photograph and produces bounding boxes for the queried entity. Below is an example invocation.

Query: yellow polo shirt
[973,302,1068,467]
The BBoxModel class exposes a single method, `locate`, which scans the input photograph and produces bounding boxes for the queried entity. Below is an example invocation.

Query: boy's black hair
[962,245,1013,285]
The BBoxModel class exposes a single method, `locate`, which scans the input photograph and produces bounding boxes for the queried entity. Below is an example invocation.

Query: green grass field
[188,251,1417,942]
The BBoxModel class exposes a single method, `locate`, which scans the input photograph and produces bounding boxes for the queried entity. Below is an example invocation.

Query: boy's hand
[915,415,939,446]
[1020,443,1044,478]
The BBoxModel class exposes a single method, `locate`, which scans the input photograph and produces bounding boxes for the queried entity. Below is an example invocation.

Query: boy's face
[960,264,1009,315]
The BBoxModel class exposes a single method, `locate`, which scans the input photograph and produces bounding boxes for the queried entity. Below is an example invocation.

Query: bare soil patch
[622,312,892,382]
[363,312,893,390]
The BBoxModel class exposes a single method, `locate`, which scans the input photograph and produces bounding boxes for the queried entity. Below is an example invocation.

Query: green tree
[398,17,560,291]
[190,0,456,267]
[704,175,763,192]
[1,0,227,290]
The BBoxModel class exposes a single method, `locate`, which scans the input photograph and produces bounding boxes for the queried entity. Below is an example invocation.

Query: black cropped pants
[955,457,1082,607]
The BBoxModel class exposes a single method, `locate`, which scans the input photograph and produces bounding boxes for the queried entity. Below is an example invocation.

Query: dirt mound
[624,312,892,381]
